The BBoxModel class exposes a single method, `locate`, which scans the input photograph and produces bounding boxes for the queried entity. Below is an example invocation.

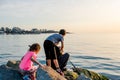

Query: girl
[19,43,43,80]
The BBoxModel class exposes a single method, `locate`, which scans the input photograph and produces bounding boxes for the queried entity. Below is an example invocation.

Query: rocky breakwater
[0,60,109,80]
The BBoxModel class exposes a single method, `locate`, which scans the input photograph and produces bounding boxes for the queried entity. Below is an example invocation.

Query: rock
[6,60,20,70]
[37,66,66,80]
[77,73,90,80]
[73,68,109,80]
[0,60,66,80]
[0,65,22,80]
[64,71,79,80]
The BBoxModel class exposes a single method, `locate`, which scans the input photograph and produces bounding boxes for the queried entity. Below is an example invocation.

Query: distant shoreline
[0,27,71,35]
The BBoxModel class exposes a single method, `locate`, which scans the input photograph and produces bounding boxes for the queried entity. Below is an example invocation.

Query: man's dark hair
[59,29,66,35]
[29,43,40,51]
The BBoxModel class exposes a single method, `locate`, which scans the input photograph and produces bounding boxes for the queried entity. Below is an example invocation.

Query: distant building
[30,28,40,34]
[11,27,22,34]
[0,31,4,34]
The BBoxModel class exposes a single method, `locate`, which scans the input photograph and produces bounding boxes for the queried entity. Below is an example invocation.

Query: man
[43,29,69,76]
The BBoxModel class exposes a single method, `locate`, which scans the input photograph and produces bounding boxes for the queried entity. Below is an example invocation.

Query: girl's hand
[39,64,45,69]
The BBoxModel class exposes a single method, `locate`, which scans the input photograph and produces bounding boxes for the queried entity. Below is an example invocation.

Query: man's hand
[56,68,64,76]
[60,49,64,54]
[58,46,64,55]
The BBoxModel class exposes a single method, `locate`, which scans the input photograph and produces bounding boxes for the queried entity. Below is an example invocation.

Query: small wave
[0,53,13,59]
[71,55,111,60]
[100,63,120,67]
[0,53,12,55]
[83,66,100,70]
[38,60,46,64]
[101,73,120,80]
[98,63,120,71]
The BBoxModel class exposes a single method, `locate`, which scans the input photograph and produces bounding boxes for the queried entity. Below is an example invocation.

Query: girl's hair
[59,29,66,35]
[29,43,40,51]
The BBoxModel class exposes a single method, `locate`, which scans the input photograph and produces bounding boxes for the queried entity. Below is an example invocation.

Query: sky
[0,0,120,33]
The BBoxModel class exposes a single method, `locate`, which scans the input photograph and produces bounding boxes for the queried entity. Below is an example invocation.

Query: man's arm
[53,59,64,76]
[46,59,51,66]
[53,59,60,68]
[60,41,64,54]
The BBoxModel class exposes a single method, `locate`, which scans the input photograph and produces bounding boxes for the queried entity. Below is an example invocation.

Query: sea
[0,33,120,80]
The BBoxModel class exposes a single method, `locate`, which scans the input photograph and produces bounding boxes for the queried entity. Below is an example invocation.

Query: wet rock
[77,74,90,80]
[64,71,79,80]
[0,65,22,80]
[6,60,20,70]
[73,68,109,80]
[37,66,66,80]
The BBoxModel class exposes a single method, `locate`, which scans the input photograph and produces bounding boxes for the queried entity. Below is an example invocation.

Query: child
[19,43,43,80]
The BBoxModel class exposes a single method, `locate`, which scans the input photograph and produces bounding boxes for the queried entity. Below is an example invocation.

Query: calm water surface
[0,33,120,80]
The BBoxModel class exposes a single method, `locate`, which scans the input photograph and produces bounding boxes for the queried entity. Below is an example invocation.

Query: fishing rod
[69,59,81,75]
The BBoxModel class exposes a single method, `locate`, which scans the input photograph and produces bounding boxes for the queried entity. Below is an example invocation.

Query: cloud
[0,0,81,18]
[0,0,35,17]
